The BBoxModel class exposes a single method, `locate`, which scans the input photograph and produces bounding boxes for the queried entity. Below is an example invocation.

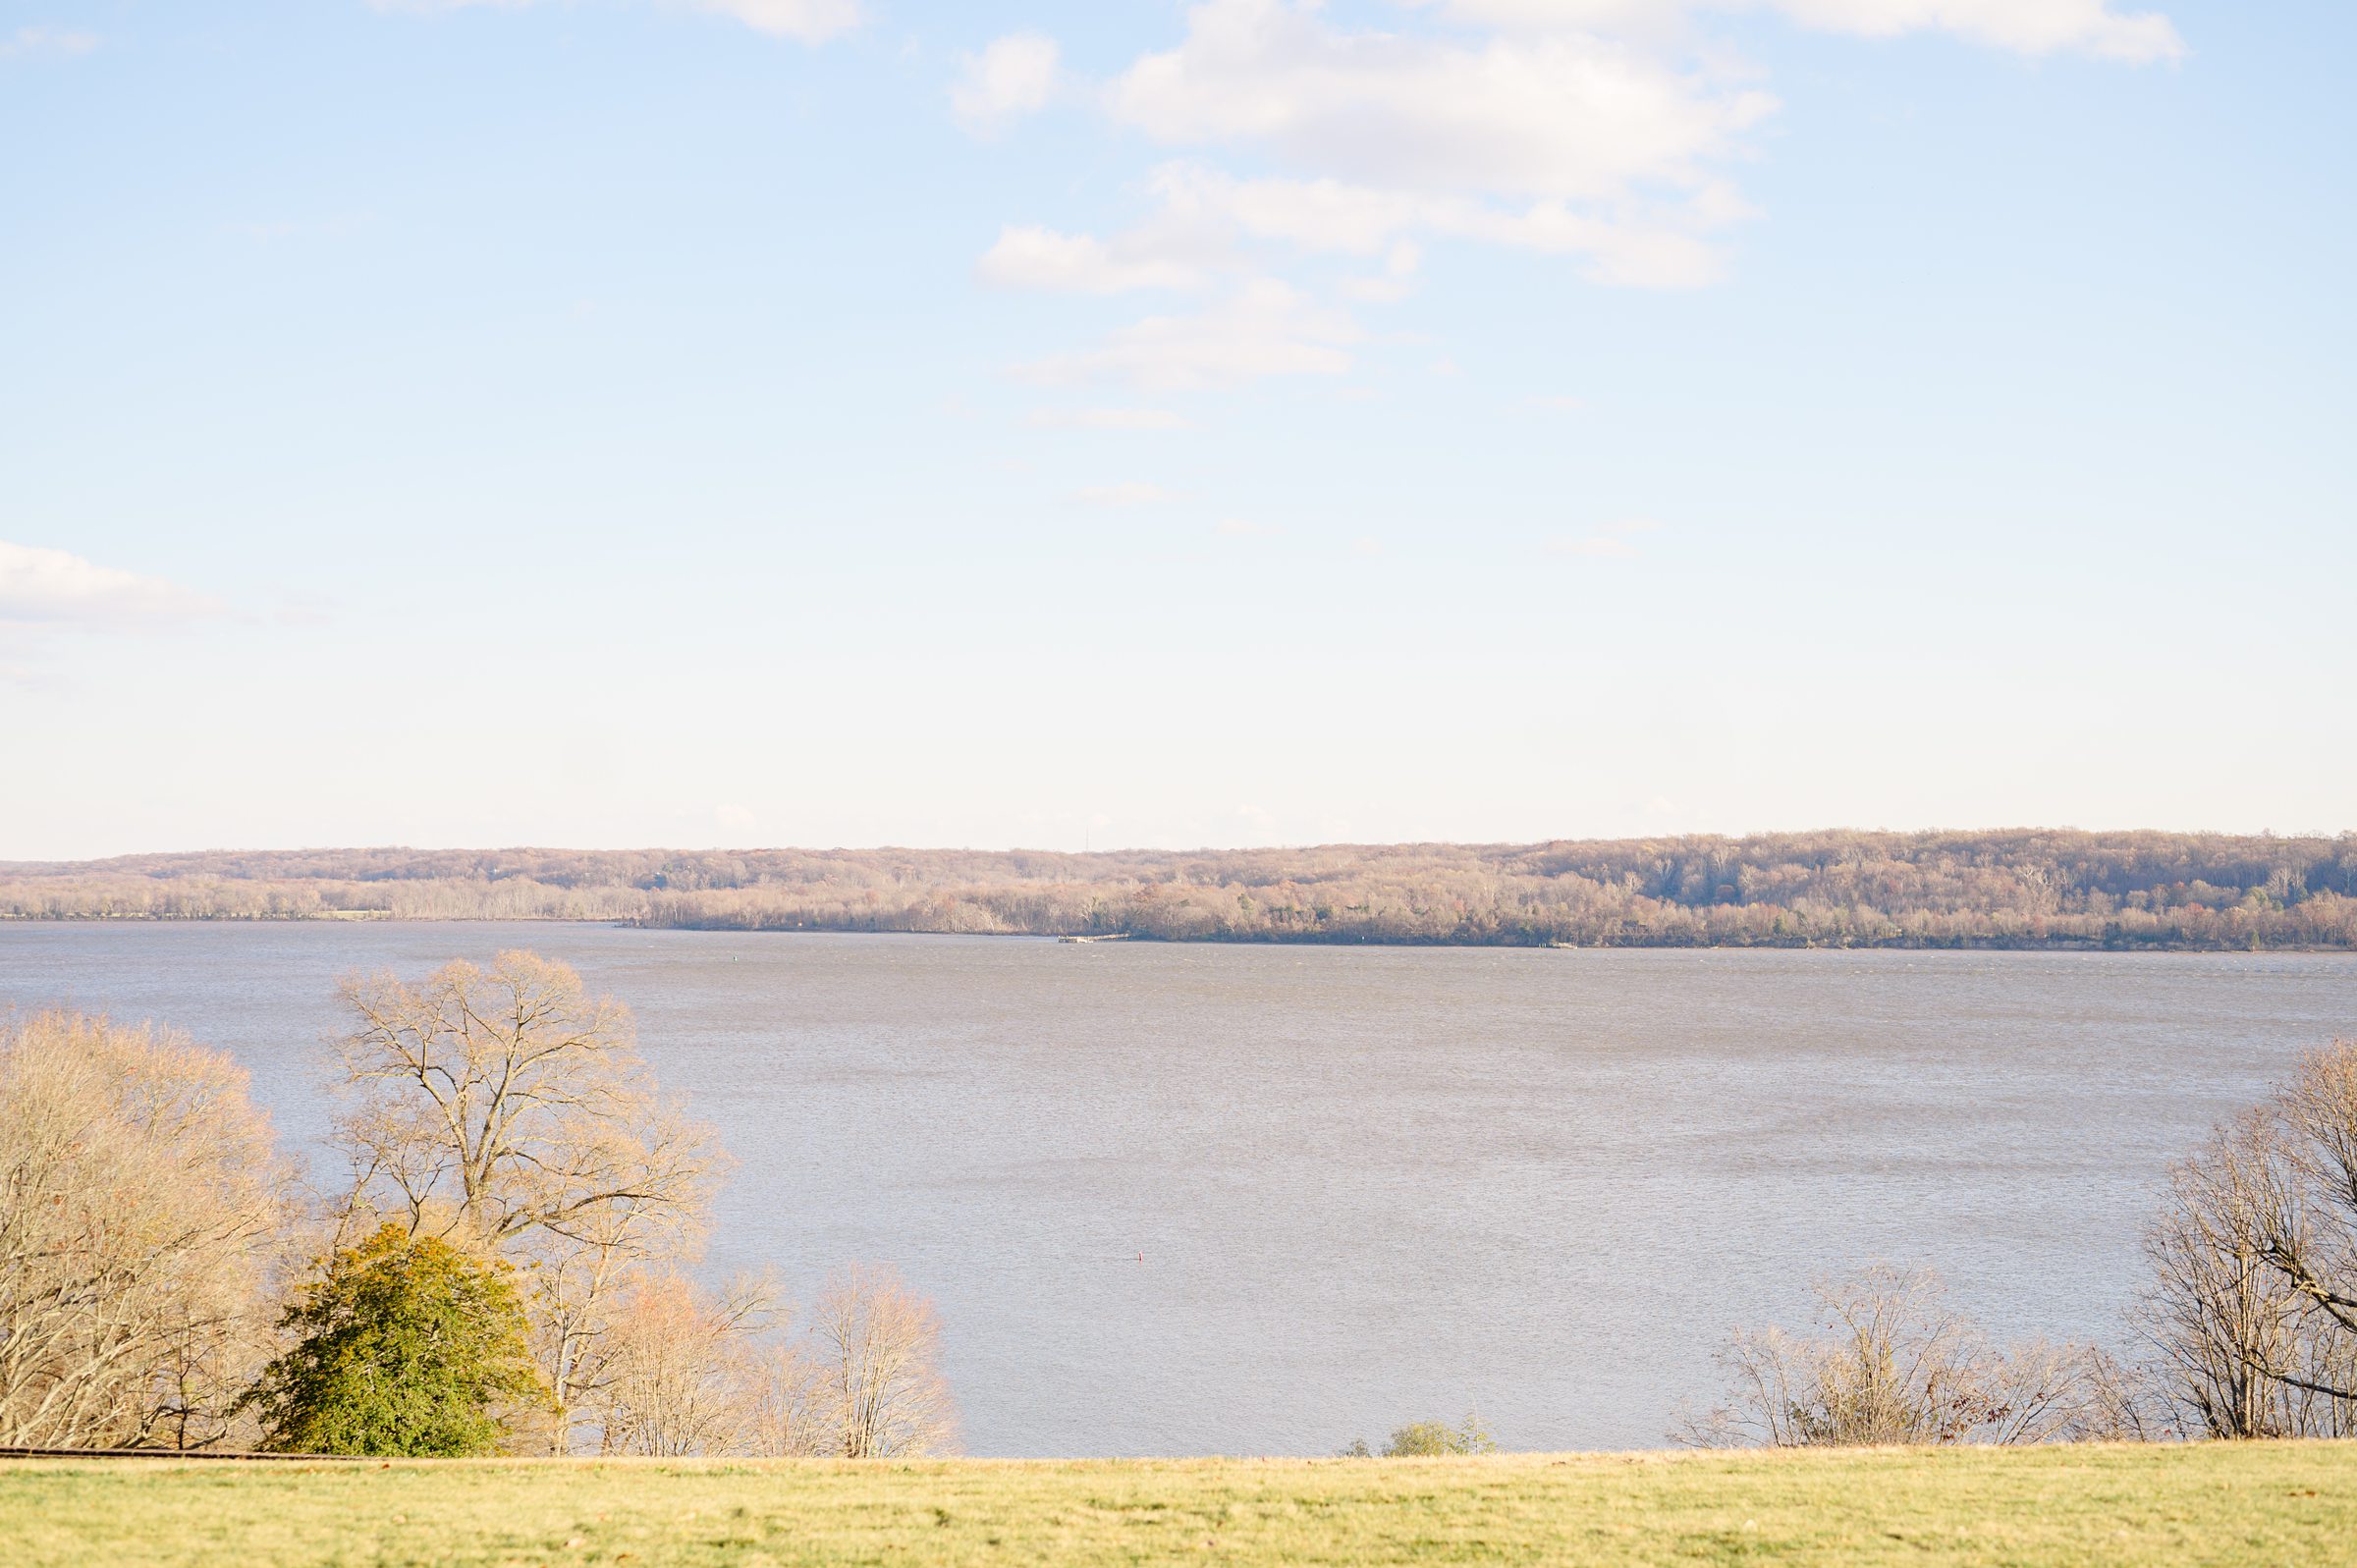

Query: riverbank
[3,1443,2349,1567]
[7,831,2352,949]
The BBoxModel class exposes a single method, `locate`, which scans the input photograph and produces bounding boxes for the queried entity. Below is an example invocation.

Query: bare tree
[326,952,727,1449]
[0,1012,289,1448]
[1680,1265,2131,1447]
[745,1339,839,1458]
[578,1266,959,1459]
[587,1271,778,1457]
[2145,1041,2357,1437]
[810,1265,957,1458]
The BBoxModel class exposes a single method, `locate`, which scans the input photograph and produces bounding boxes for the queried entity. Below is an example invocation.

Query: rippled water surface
[4,923,2352,1455]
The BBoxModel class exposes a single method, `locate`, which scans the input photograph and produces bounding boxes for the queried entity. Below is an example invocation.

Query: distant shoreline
[5,830,2352,951]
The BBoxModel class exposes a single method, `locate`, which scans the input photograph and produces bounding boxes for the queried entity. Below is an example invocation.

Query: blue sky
[2,0,2348,859]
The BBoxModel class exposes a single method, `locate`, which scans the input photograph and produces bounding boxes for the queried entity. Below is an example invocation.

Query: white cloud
[684,0,857,38]
[983,0,2178,401]
[0,27,99,59]
[1144,162,1737,288]
[1070,482,1180,507]
[0,543,220,624]
[1029,407,1194,431]
[1421,0,2185,63]
[1215,517,1276,537]
[953,33,1061,135]
[1149,163,1427,256]
[1550,518,1663,559]
[368,0,860,43]
[977,226,1206,294]
[1017,279,1360,391]
[985,4,1773,308]
[1772,0,2184,60]
[1108,2,1776,203]
[685,0,859,41]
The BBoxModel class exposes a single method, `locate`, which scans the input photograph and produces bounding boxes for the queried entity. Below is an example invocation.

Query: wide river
[4,922,2352,1455]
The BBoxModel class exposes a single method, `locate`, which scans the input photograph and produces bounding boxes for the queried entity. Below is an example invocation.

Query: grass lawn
[1,1443,2351,1567]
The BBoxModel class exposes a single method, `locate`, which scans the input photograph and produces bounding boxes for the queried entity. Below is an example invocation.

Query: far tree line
[5,829,2356,948]
[0,953,953,1457]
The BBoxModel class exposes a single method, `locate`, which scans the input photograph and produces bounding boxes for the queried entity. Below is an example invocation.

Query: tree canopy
[245,1223,547,1457]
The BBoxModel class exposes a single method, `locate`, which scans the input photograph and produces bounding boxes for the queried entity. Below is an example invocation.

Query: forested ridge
[5,830,2355,948]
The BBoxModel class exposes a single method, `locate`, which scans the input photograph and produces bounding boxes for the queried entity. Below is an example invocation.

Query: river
[4,921,2350,1455]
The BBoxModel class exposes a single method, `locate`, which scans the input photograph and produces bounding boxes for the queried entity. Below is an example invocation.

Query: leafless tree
[0,1012,290,1448]
[326,951,727,1449]
[1680,1265,2135,1447]
[2144,1040,2357,1437]
[587,1271,779,1457]
[810,1264,957,1458]
[745,1338,840,1457]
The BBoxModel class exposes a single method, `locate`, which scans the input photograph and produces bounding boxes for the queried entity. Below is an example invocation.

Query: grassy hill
[3,1444,2351,1567]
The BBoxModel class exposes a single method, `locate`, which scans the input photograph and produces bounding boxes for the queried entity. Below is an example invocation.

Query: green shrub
[242,1223,547,1456]
[1380,1415,1499,1457]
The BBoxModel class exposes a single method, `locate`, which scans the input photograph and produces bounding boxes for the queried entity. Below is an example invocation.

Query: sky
[1,0,2350,860]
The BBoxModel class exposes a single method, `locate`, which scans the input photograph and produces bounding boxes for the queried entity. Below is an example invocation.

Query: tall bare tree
[810,1265,957,1458]
[0,1012,289,1449]
[327,951,726,1449]
[2145,1040,2357,1436]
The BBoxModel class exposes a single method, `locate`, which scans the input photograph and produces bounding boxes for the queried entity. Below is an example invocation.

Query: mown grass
[2,1443,2351,1567]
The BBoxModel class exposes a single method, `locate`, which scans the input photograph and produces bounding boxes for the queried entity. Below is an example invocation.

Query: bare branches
[1679,1266,2135,1448]
[588,1272,782,1458]
[0,1012,290,1449]
[326,951,727,1449]
[6,962,959,1463]
[567,1266,959,1460]
[811,1265,958,1459]
[2144,1041,2357,1437]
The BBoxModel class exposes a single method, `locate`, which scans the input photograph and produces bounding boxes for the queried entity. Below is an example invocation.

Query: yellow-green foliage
[243,1224,547,1457]
[2,1443,2351,1567]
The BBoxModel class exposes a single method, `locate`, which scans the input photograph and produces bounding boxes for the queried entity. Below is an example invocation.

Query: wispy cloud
[0,542,221,624]
[953,33,1061,135]
[976,0,2183,408]
[1070,482,1180,507]
[978,227,1206,295]
[1016,279,1359,391]
[690,0,860,43]
[1423,1,2186,65]
[0,27,99,60]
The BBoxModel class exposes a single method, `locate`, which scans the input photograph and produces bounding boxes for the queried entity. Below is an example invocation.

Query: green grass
[2,1444,2351,1567]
